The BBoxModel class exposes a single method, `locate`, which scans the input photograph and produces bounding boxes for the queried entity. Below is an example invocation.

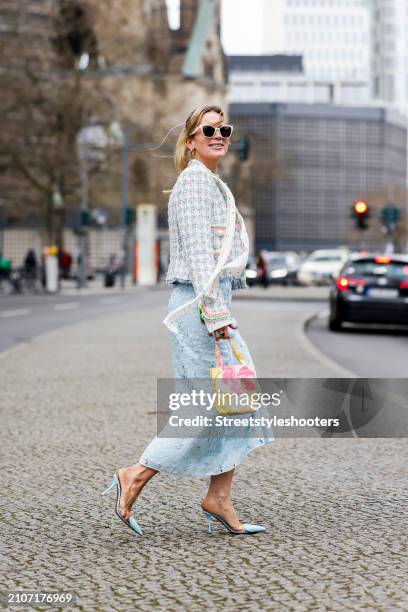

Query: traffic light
[81,209,92,226]
[125,207,136,226]
[351,200,370,230]
[237,136,250,161]
[380,204,401,234]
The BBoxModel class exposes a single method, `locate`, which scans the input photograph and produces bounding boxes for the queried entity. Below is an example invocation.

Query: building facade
[370,0,408,117]
[228,54,371,106]
[261,0,370,82]
[260,0,408,119]
[230,102,407,252]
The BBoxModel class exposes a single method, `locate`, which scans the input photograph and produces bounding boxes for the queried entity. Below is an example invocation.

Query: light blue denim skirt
[139,276,274,476]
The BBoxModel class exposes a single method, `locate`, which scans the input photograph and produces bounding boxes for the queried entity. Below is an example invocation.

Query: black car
[328,254,408,331]
[263,251,301,286]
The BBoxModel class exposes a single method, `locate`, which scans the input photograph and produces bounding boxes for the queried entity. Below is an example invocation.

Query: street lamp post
[119,129,129,289]
[0,207,4,255]
[117,132,171,288]
[109,125,174,288]
[76,119,122,290]
[77,146,89,289]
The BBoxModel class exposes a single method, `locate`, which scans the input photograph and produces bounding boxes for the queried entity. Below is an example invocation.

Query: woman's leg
[116,463,158,521]
[201,468,243,531]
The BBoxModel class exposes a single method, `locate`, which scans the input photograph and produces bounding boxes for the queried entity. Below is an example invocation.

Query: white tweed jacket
[165,159,249,334]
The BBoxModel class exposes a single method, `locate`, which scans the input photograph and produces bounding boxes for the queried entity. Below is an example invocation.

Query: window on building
[314,84,331,102]
[261,82,282,100]
[386,74,395,99]
[288,83,307,102]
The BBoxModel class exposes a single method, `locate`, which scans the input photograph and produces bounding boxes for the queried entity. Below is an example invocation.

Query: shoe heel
[101,474,117,496]
[203,511,213,534]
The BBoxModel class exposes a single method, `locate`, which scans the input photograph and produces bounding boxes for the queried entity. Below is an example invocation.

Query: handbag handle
[214,337,245,368]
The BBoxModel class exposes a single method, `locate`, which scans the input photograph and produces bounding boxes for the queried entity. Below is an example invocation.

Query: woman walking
[103,105,273,536]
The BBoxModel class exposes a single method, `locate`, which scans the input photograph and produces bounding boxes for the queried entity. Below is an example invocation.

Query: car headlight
[270,268,287,278]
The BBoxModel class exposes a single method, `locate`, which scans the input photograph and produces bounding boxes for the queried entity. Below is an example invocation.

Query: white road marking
[54,302,79,311]
[1,308,31,318]
[317,310,330,319]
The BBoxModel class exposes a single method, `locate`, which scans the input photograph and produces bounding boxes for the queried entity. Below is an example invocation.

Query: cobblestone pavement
[1,295,407,611]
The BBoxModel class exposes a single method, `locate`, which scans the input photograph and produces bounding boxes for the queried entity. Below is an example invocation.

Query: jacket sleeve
[175,167,235,334]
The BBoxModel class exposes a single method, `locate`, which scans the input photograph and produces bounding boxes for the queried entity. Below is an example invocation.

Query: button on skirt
[138,276,274,476]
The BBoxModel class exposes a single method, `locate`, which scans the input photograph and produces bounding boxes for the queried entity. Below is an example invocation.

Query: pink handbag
[209,338,261,416]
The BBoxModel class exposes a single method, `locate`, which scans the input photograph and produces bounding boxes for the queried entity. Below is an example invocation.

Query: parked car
[262,251,301,285]
[244,255,258,287]
[328,253,408,331]
[247,250,303,287]
[297,248,351,286]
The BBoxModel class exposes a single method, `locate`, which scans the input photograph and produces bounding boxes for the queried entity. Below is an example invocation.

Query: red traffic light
[353,200,368,215]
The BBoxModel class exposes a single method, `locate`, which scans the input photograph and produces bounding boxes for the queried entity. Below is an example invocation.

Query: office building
[228,54,370,106]
[261,0,370,82]
[370,0,408,116]
[230,102,407,251]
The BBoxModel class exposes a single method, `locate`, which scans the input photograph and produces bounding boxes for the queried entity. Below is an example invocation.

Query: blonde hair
[174,105,225,173]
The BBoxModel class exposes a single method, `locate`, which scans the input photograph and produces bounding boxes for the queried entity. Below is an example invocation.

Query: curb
[296,310,358,377]
[0,339,32,363]
[59,286,143,297]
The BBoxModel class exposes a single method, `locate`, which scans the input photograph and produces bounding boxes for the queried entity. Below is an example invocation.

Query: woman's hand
[208,323,238,340]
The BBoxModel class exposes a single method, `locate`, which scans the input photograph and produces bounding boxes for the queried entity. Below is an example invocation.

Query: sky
[165,0,263,55]
[221,0,264,55]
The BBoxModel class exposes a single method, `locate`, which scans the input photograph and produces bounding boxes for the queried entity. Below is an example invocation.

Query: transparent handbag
[209,337,261,416]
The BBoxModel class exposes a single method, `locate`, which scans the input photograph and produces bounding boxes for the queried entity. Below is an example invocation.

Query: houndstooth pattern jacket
[165,159,249,333]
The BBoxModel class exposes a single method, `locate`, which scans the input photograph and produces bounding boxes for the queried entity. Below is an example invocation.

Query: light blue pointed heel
[204,511,213,533]
[203,510,266,536]
[102,473,143,536]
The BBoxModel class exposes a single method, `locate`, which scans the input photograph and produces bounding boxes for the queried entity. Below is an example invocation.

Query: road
[2,291,406,379]
[306,308,408,377]
[0,289,167,354]
[1,289,407,610]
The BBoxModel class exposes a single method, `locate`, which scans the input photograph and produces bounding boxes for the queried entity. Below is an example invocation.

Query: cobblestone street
[1,294,407,611]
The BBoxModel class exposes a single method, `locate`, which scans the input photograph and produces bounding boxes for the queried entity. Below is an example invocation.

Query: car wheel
[328,317,343,332]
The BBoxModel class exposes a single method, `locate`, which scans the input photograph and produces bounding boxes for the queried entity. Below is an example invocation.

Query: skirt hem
[138,437,274,478]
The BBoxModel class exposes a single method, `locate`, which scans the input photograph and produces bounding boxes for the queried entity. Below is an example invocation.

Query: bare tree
[0,5,120,250]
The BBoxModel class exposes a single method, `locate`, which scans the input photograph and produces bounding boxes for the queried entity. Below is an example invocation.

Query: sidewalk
[1,296,406,610]
[59,277,330,301]
[59,274,142,296]
[234,284,330,302]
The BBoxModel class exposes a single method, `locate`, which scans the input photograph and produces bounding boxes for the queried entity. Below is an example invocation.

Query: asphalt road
[2,291,407,380]
[0,289,168,354]
[306,308,408,377]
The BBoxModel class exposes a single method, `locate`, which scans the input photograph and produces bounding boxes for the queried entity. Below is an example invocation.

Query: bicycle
[18,269,43,295]
[0,269,21,295]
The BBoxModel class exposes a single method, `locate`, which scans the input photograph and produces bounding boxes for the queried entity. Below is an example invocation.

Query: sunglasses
[192,124,234,139]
